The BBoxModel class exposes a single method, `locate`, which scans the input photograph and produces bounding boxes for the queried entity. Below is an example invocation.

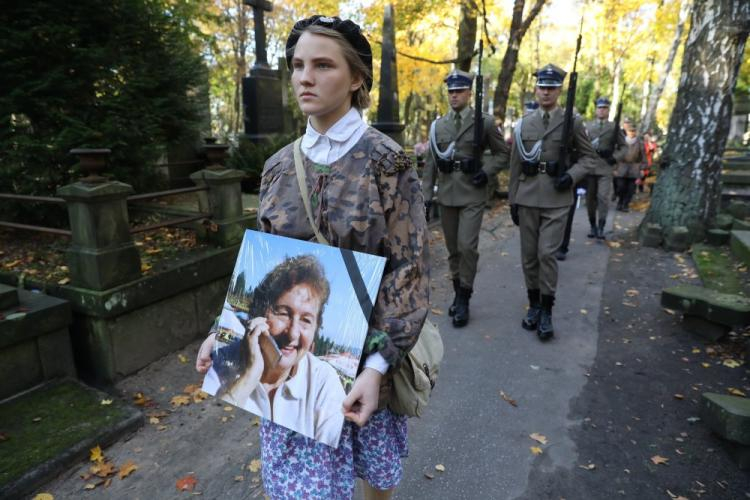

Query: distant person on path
[583,97,624,240]
[421,69,508,328]
[642,130,659,193]
[613,119,646,212]
[199,15,428,500]
[508,63,597,340]
[199,255,346,446]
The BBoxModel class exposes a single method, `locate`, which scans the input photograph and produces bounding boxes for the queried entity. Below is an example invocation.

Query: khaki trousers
[519,205,569,295]
[440,202,485,289]
[586,174,611,223]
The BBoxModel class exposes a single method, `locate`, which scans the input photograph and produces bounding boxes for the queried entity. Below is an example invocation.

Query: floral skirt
[260,409,408,499]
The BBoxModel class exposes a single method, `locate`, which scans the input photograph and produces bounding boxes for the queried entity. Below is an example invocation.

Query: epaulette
[371,139,411,176]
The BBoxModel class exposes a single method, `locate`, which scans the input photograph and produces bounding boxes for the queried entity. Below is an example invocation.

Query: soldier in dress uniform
[508,64,597,340]
[584,97,624,239]
[422,69,508,328]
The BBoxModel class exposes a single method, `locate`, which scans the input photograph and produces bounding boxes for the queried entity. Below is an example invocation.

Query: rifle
[559,18,583,175]
[473,39,484,174]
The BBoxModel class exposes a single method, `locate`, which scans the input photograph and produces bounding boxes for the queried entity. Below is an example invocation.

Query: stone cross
[243,0,272,69]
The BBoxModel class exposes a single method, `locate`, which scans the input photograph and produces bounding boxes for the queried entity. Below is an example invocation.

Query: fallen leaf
[435,464,445,472]
[132,392,151,406]
[118,461,137,479]
[177,354,189,363]
[500,391,518,407]
[728,387,746,397]
[723,359,742,368]
[625,289,639,297]
[145,248,162,255]
[140,263,153,272]
[176,474,198,492]
[32,494,54,500]
[622,301,637,307]
[424,472,435,479]
[247,459,261,473]
[32,416,42,423]
[57,277,70,285]
[578,463,596,470]
[100,399,113,406]
[183,384,201,394]
[90,445,104,463]
[170,395,191,406]
[430,308,444,315]
[674,394,684,400]
[650,455,669,465]
[663,308,676,315]
[691,348,701,354]
[192,391,209,403]
[149,417,160,424]
[83,483,98,490]
[701,362,710,368]
[90,461,116,478]
[529,433,548,445]
[580,309,588,315]
[530,446,543,455]
[234,475,245,482]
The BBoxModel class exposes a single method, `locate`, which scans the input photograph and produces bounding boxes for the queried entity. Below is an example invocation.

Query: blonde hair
[291,25,372,110]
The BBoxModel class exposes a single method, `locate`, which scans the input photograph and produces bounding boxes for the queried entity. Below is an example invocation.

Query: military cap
[524,100,540,111]
[595,97,611,108]
[444,69,474,90]
[285,15,373,90]
[534,64,566,87]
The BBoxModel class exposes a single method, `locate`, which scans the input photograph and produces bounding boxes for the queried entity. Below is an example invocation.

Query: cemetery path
[35,196,750,499]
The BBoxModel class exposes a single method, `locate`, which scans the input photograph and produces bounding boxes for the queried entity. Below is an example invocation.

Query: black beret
[285,15,373,91]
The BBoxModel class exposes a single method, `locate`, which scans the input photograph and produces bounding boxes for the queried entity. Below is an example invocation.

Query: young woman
[196,15,428,499]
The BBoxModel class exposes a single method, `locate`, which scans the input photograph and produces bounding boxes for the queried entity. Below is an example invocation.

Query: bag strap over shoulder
[293,137,329,246]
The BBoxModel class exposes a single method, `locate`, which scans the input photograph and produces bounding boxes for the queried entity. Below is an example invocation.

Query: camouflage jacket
[258,126,430,372]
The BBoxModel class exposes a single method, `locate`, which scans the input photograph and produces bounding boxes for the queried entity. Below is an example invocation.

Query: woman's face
[291,31,362,127]
[266,283,322,371]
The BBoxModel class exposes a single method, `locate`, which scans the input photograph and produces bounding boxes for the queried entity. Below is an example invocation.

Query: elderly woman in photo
[199,255,345,446]
[198,14,428,499]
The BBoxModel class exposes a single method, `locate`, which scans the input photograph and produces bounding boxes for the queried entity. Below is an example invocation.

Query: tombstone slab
[706,228,730,246]
[700,393,750,445]
[639,222,663,248]
[664,225,690,251]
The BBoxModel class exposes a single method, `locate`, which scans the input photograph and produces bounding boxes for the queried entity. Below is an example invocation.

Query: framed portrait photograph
[201,230,385,447]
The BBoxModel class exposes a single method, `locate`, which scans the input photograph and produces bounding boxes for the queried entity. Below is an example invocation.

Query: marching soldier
[584,97,624,239]
[508,64,597,340]
[422,69,508,328]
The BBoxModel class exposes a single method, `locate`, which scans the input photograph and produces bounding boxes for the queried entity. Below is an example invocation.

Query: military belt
[437,158,480,174]
[521,160,561,177]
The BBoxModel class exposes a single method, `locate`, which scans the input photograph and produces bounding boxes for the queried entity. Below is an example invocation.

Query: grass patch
[692,243,744,295]
[0,380,133,489]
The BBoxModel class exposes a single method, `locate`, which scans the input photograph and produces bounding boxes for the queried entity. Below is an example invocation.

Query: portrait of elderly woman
[200,254,347,447]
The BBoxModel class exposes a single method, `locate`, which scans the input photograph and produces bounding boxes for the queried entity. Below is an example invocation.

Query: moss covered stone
[700,393,750,445]
[661,284,750,327]
[0,379,142,498]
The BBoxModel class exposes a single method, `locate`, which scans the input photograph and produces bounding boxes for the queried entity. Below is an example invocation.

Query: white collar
[302,107,363,149]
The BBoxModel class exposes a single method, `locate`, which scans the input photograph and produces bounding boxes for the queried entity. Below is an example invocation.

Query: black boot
[596,218,606,240]
[448,279,460,317]
[537,294,555,341]
[587,217,597,238]
[452,286,471,328]
[521,289,541,331]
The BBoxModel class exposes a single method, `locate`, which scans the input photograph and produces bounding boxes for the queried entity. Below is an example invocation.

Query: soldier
[508,64,597,340]
[584,97,624,239]
[613,119,646,212]
[422,69,508,328]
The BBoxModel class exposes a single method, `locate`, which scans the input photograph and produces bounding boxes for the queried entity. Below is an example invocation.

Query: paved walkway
[35,199,750,499]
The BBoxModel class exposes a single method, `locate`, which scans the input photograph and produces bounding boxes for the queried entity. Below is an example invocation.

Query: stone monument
[242,0,283,142]
[372,4,405,146]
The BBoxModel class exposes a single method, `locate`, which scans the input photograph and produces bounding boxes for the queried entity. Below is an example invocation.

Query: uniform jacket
[422,107,509,207]
[259,127,429,373]
[509,107,597,208]
[584,119,625,176]
[614,137,646,178]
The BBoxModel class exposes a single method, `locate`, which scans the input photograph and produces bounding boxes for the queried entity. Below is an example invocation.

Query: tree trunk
[640,0,691,134]
[456,0,478,72]
[492,0,546,121]
[640,0,749,242]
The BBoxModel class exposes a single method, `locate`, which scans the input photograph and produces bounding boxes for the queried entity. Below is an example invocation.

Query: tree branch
[373,39,477,65]
[520,0,547,35]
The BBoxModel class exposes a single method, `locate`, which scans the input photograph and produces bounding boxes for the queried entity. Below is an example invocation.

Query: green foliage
[0,0,210,224]
[226,133,298,193]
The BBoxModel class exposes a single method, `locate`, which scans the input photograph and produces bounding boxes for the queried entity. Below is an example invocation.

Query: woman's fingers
[342,368,381,427]
[195,334,216,373]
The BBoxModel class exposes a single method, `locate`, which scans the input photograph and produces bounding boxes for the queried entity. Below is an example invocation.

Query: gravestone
[372,4,405,146]
[242,0,283,142]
